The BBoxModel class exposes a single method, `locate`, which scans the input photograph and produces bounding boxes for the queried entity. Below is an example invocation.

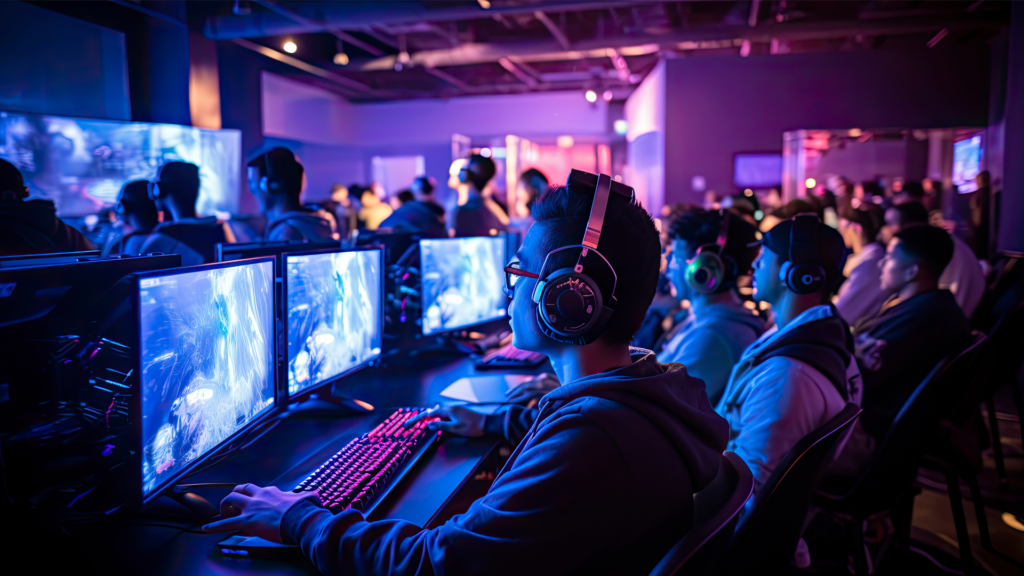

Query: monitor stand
[282,393,375,418]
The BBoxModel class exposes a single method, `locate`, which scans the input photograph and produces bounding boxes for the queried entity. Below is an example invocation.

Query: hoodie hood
[541,348,729,490]
[0,199,61,236]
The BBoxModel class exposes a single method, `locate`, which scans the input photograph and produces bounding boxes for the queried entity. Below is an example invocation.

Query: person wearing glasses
[140,161,234,266]
[203,179,729,576]
[0,158,95,257]
[103,180,159,256]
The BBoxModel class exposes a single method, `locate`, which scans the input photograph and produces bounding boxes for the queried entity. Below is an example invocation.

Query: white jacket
[715,305,863,503]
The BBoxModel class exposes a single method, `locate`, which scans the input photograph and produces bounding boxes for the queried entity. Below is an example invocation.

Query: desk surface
[62,354,546,575]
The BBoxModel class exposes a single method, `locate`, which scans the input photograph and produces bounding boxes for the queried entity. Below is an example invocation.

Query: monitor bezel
[418,235,508,337]
[134,257,278,505]
[281,246,385,404]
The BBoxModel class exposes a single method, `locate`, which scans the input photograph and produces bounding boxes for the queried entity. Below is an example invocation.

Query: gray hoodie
[657,300,766,405]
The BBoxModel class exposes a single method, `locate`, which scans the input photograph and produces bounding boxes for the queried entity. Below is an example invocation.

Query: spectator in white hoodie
[716,214,862,502]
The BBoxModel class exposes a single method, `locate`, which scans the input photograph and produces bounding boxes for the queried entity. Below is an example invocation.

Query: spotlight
[613,119,628,136]
[744,188,753,197]
[584,90,598,103]
[480,148,492,158]
[333,52,350,66]
[805,177,817,189]
[602,90,613,102]
[283,41,297,54]
[556,135,575,148]
[477,0,491,8]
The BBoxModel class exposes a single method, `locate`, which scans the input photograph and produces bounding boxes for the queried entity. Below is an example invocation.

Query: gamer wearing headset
[140,161,234,266]
[248,148,335,243]
[0,158,95,256]
[716,214,862,506]
[659,207,765,404]
[203,171,729,576]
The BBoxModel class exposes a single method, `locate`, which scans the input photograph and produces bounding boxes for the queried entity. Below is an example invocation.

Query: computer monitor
[734,153,783,189]
[283,247,383,399]
[216,240,342,275]
[419,236,507,336]
[0,250,100,268]
[953,135,983,193]
[136,258,276,501]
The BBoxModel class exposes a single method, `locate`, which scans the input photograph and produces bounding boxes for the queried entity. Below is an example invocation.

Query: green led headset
[684,210,734,295]
[530,170,634,346]
[779,214,825,295]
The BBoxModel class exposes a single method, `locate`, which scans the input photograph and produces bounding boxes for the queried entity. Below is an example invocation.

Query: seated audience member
[358,188,393,231]
[659,207,765,403]
[107,180,159,256]
[508,168,548,239]
[378,176,446,238]
[248,148,334,242]
[451,154,508,237]
[324,184,359,239]
[140,161,233,266]
[834,202,889,324]
[0,158,95,256]
[881,202,985,319]
[716,215,862,498]
[204,182,729,576]
[832,226,970,474]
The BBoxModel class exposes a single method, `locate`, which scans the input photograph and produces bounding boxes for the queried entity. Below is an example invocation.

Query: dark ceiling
[186,1,1016,102]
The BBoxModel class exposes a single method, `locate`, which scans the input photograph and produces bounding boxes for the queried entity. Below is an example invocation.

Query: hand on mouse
[202,484,319,543]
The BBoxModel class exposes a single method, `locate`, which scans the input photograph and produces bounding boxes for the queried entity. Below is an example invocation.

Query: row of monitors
[137,235,507,501]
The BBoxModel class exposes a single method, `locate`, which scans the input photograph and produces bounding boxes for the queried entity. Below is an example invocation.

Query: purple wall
[999,3,1024,254]
[663,47,991,205]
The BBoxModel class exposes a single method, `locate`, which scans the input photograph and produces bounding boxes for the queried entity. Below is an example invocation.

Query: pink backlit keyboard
[292,407,440,514]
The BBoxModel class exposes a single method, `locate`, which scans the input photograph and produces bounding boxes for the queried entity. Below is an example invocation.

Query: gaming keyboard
[292,407,440,514]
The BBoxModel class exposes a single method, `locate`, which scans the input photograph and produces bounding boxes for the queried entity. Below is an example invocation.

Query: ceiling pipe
[204,0,666,40]
[253,0,385,56]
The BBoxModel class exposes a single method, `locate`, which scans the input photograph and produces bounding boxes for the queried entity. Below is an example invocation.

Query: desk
[56,355,547,575]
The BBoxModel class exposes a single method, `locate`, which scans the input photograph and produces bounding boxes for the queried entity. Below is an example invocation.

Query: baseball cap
[755,214,848,290]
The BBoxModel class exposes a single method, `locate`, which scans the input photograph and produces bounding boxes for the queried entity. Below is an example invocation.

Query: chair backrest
[649,452,753,576]
[826,332,987,511]
[724,403,862,574]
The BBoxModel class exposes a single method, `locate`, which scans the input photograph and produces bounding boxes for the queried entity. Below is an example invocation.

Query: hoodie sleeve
[483,405,538,446]
[725,358,830,493]
[282,408,631,576]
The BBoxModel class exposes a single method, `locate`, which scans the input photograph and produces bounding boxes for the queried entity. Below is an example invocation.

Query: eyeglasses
[504,258,540,299]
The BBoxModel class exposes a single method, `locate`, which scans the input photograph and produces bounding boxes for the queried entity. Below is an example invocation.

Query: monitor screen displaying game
[138,259,275,499]
[0,110,242,217]
[953,135,983,194]
[734,153,783,188]
[285,249,383,397]
[420,236,506,336]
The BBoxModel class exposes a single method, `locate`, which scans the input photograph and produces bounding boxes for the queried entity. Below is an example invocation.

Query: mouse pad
[439,375,535,409]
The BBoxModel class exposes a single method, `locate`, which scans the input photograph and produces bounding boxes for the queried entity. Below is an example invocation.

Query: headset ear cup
[785,263,826,294]
[534,269,608,345]
[686,247,725,295]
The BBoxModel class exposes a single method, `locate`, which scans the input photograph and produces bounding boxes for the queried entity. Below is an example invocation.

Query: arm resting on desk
[283,408,636,576]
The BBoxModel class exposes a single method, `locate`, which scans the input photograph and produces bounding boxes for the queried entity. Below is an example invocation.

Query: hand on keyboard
[406,404,487,437]
[505,373,560,405]
[202,484,313,543]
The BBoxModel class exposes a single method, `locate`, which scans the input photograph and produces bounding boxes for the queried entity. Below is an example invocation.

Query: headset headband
[789,214,820,265]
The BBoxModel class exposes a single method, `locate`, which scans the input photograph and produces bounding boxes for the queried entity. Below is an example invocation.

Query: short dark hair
[118,180,158,224]
[840,202,883,245]
[248,147,304,198]
[530,184,660,345]
[397,190,415,205]
[893,225,954,280]
[413,176,435,196]
[158,161,200,208]
[892,201,929,226]
[772,198,819,221]
[519,168,549,208]
[668,207,760,291]
[466,154,496,189]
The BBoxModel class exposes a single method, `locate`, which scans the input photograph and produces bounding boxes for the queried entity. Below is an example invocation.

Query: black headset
[685,210,735,295]
[780,214,826,294]
[530,170,634,346]
[252,151,286,195]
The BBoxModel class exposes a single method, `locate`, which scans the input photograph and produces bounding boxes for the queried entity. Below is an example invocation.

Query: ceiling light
[584,90,598,103]
[602,90,613,102]
[477,0,491,8]
[805,178,817,189]
[744,188,753,197]
[557,135,575,148]
[333,52,349,66]
[613,119,628,136]
[480,148,492,158]
[283,41,297,54]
